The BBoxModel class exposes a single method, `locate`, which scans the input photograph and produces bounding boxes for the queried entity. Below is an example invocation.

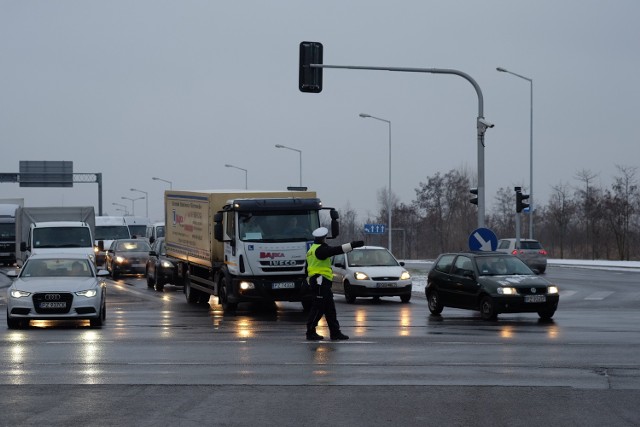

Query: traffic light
[299,41,323,93]
[470,188,478,205]
[516,190,530,213]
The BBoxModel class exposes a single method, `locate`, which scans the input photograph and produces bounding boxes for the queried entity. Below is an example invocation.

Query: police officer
[306,227,364,341]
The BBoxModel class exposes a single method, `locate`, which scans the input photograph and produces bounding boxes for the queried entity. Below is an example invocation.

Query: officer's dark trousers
[306,277,340,335]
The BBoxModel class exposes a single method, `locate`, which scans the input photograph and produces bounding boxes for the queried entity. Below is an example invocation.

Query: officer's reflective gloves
[341,240,365,253]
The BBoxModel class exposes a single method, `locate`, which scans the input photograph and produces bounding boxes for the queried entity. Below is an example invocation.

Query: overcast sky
[1,1,639,222]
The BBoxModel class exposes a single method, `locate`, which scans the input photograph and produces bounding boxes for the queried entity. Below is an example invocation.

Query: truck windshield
[239,212,319,242]
[0,223,15,239]
[33,227,93,248]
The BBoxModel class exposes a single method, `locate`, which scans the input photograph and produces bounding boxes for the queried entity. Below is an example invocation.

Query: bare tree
[603,165,638,260]
[545,182,576,258]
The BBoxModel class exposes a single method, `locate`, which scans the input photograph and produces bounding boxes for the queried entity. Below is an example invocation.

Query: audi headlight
[497,287,518,295]
[354,271,369,280]
[400,271,411,280]
[547,286,559,294]
[75,289,98,298]
[10,289,31,298]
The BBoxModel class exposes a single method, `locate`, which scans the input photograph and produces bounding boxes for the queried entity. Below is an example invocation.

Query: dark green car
[426,252,559,320]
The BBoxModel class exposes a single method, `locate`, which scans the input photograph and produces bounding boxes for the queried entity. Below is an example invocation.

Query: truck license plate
[524,295,546,303]
[273,282,295,289]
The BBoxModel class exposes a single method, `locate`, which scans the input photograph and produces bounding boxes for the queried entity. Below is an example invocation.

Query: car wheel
[480,296,498,320]
[146,267,155,288]
[344,281,356,304]
[111,267,119,280]
[400,294,411,303]
[427,289,443,314]
[155,281,165,292]
[218,276,237,313]
[90,301,106,328]
[538,308,555,320]
[6,312,22,329]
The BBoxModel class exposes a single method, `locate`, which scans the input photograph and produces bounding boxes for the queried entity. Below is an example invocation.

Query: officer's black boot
[330,331,349,341]
[306,328,324,341]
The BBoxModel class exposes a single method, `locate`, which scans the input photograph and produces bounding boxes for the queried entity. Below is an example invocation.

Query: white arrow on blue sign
[468,227,498,251]
[364,224,386,234]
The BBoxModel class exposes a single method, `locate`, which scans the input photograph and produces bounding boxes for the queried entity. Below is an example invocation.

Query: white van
[124,216,151,240]
[95,216,131,266]
[145,222,165,243]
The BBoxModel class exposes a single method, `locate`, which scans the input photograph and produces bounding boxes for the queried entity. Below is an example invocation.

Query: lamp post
[275,144,303,187]
[152,176,173,189]
[497,66,534,239]
[359,113,392,253]
[112,202,129,216]
[130,188,149,217]
[121,196,144,216]
[225,164,248,189]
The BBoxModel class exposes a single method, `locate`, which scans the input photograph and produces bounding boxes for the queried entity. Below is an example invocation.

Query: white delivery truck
[164,190,339,312]
[16,206,96,266]
[94,216,131,267]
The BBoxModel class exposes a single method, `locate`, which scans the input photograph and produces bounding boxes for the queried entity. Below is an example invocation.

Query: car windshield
[21,258,93,278]
[475,256,533,276]
[116,241,151,252]
[95,225,130,240]
[347,249,398,267]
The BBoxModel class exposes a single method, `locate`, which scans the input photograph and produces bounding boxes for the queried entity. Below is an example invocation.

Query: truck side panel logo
[172,209,184,226]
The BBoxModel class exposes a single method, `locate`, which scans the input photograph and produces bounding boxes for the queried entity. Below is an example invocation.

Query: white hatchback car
[331,246,412,303]
[6,253,108,329]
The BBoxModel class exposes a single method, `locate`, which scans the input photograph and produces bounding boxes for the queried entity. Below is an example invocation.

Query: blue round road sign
[468,227,498,251]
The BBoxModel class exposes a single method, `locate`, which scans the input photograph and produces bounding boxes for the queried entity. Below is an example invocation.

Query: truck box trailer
[164,190,339,312]
[0,198,24,265]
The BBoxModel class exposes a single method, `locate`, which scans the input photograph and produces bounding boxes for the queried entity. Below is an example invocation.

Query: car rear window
[521,241,542,250]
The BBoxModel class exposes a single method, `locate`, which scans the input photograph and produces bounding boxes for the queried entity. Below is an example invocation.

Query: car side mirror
[97,270,110,277]
[399,261,405,266]
[6,270,18,279]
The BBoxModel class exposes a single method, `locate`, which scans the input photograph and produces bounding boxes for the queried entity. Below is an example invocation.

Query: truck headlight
[239,281,255,290]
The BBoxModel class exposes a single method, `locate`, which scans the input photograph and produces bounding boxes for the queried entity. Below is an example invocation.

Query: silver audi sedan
[6,253,109,329]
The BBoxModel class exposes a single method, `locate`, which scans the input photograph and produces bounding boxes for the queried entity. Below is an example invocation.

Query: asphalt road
[1,265,639,426]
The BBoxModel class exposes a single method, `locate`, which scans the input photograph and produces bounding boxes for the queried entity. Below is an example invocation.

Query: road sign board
[364,224,386,234]
[468,227,498,251]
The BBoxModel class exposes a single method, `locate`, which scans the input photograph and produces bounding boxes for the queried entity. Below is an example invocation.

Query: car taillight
[511,250,518,255]
[539,249,547,255]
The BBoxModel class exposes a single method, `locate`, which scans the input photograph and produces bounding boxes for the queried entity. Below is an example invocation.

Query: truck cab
[21,221,95,265]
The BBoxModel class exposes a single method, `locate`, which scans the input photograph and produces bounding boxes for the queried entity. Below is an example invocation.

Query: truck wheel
[219,277,238,313]
[185,275,199,304]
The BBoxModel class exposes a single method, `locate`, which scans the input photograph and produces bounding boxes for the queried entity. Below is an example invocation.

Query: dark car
[105,239,151,279]
[426,251,559,320]
[145,237,177,291]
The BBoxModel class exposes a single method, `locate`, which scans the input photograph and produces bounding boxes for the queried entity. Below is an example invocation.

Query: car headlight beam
[354,271,369,281]
[400,271,411,280]
[497,287,518,295]
[547,286,559,294]
[10,289,31,298]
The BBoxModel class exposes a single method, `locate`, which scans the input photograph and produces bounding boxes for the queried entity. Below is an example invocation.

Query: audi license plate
[376,283,397,288]
[40,302,67,309]
[524,295,546,303]
[273,282,295,289]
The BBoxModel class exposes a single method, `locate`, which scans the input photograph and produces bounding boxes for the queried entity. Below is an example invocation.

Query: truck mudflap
[229,275,311,303]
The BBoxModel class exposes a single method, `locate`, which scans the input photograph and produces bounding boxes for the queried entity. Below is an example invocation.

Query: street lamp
[152,176,173,189]
[497,67,534,239]
[359,113,392,253]
[121,196,144,216]
[130,188,149,218]
[275,144,303,187]
[225,164,248,189]
[112,202,129,216]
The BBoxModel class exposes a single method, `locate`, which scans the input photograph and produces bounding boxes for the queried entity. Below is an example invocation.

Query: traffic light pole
[306,61,491,229]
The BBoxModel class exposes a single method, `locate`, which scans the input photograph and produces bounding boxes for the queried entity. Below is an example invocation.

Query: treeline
[337,165,640,260]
